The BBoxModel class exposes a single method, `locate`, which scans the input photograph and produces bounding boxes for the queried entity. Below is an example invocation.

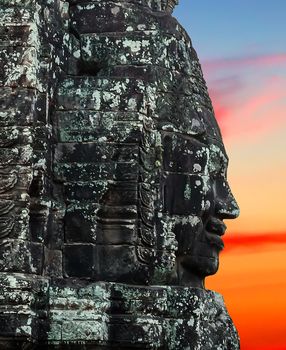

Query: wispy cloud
[202,53,286,73]
[217,77,286,139]
[201,53,286,141]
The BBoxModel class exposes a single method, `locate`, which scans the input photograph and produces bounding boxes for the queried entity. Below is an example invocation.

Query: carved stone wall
[0,0,74,343]
[0,0,240,348]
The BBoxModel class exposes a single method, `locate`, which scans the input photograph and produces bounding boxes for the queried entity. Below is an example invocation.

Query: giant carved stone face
[58,0,240,289]
[160,112,239,287]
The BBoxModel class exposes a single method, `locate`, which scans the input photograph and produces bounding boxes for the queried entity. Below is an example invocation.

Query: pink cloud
[215,76,286,140]
[201,53,286,140]
[202,53,286,73]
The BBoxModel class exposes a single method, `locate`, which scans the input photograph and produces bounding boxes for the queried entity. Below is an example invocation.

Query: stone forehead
[157,93,224,143]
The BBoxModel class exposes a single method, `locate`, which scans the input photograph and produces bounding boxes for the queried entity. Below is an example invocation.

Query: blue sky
[174,0,286,59]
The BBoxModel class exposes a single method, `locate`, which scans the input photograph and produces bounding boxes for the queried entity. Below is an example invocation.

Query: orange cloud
[223,232,286,252]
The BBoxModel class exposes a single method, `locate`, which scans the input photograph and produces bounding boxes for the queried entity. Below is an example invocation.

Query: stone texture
[0,274,239,349]
[0,0,240,348]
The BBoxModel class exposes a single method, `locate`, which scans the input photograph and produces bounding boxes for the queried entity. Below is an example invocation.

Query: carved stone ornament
[164,0,179,12]
[0,0,240,348]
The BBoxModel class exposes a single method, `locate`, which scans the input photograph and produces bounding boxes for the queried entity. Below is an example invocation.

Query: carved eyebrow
[170,131,208,147]
[162,131,229,167]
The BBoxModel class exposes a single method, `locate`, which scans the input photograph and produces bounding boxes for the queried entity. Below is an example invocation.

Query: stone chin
[182,254,220,276]
[177,248,222,287]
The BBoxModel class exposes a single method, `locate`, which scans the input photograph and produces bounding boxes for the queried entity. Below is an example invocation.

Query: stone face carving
[0,0,240,348]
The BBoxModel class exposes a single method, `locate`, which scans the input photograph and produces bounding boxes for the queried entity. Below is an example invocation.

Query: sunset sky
[174,1,286,349]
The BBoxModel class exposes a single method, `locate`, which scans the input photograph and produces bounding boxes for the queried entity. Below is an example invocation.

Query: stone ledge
[0,274,240,349]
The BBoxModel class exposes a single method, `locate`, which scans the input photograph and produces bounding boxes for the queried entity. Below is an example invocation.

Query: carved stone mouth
[205,231,224,250]
[205,218,227,249]
[206,218,227,236]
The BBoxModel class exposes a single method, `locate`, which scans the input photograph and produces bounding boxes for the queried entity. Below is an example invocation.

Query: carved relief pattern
[137,116,157,269]
[56,0,182,284]
[0,12,35,268]
[0,0,77,276]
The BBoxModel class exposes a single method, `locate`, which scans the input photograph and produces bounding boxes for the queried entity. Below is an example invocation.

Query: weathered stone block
[64,180,110,202]
[64,243,96,278]
[96,222,138,245]
[0,1,37,25]
[0,25,31,46]
[99,181,138,206]
[163,173,207,215]
[57,116,142,143]
[108,315,163,347]
[70,1,178,34]
[43,248,63,277]
[57,77,146,113]
[0,88,47,126]
[64,203,97,243]
[81,32,178,68]
[54,142,139,164]
[97,245,152,283]
[54,161,139,182]
[96,204,138,222]
[162,131,208,174]
[0,46,39,89]
[0,240,43,274]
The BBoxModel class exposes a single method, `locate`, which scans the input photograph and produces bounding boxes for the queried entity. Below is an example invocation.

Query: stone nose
[215,194,240,220]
